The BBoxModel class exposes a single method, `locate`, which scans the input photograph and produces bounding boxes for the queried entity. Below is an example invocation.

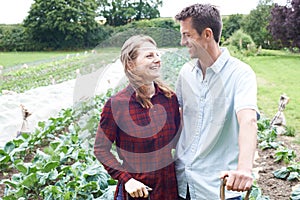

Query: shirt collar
[194,47,230,74]
[210,47,230,74]
[126,82,162,99]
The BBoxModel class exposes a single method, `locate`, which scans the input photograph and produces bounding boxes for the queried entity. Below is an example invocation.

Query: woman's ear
[127,61,135,70]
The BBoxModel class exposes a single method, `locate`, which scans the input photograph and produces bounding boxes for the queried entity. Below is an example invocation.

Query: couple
[94,3,259,200]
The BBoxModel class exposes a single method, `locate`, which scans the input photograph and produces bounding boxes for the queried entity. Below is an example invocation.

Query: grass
[0,48,121,69]
[244,51,300,143]
[0,51,79,67]
[0,48,121,93]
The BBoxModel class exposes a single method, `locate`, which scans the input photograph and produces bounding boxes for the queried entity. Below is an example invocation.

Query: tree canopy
[268,0,300,50]
[97,0,163,26]
[241,0,275,49]
[222,14,244,42]
[23,0,100,49]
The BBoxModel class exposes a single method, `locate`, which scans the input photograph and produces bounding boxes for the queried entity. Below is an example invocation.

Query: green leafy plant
[0,89,117,199]
[248,180,270,200]
[290,185,300,200]
[283,126,296,137]
[257,118,281,150]
[274,146,296,164]
[273,162,300,181]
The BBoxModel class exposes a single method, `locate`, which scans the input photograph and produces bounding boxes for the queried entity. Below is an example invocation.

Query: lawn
[0,51,78,67]
[245,51,300,142]
[0,48,120,69]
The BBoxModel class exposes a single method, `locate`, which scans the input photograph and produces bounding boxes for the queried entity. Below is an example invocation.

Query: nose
[180,37,187,46]
[154,54,161,63]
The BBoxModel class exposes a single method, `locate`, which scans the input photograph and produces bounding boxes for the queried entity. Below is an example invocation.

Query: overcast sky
[0,0,287,24]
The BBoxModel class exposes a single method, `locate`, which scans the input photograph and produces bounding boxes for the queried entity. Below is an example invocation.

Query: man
[174,4,259,200]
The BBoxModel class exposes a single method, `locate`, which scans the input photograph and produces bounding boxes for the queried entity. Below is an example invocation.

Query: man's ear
[203,28,213,40]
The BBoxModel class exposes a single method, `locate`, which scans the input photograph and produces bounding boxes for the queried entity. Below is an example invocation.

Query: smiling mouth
[150,65,160,70]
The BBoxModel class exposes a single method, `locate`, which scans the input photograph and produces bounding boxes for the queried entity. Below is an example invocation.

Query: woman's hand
[124,178,152,198]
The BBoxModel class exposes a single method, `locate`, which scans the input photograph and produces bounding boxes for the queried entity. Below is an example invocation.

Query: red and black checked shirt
[94,84,181,200]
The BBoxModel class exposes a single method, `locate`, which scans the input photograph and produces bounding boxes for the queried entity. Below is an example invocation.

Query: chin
[189,54,197,59]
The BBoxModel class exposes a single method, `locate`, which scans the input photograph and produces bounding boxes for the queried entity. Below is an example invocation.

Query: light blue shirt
[175,48,259,200]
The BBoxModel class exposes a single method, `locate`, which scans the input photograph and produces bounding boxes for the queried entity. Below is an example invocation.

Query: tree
[287,0,300,49]
[242,0,275,49]
[268,0,300,50]
[222,14,244,42]
[23,0,100,49]
[268,4,289,48]
[98,0,162,26]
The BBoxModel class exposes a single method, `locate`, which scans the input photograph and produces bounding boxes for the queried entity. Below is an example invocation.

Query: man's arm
[220,108,257,191]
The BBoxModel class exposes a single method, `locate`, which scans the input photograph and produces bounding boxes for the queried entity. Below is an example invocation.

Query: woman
[94,35,180,200]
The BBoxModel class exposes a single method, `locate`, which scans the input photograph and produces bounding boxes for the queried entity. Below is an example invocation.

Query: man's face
[179,17,207,60]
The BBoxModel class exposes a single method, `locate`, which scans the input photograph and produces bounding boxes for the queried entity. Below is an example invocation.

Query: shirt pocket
[210,97,229,125]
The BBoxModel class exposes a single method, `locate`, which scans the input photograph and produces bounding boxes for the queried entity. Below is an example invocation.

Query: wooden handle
[220,178,251,200]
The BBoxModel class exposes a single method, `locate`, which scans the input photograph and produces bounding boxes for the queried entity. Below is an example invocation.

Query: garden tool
[220,177,251,200]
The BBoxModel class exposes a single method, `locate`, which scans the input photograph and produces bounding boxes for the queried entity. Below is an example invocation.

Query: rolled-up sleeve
[94,99,132,183]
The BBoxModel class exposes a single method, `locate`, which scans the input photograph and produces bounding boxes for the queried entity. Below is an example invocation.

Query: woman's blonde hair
[120,35,174,109]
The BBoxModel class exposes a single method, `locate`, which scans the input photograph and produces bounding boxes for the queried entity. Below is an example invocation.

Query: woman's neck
[144,81,155,98]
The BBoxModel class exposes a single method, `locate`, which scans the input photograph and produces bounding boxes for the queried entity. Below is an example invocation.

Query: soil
[254,135,300,200]
[1,135,299,199]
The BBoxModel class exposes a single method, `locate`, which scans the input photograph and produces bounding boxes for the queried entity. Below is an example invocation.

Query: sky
[0,0,288,24]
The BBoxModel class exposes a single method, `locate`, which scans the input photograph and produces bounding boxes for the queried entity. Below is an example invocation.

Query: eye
[146,54,153,58]
[183,33,191,38]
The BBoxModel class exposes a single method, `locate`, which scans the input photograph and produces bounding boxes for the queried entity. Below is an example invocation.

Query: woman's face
[132,41,161,83]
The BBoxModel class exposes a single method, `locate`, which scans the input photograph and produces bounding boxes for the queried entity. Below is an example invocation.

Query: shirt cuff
[119,172,133,183]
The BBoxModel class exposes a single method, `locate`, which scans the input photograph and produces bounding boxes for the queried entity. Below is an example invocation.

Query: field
[246,50,300,142]
[0,52,78,67]
[0,49,300,199]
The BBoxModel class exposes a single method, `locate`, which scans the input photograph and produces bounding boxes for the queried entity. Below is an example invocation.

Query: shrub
[98,27,181,48]
[224,29,257,56]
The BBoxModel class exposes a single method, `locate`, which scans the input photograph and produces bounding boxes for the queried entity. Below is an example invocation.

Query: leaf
[287,172,299,181]
[97,185,116,200]
[15,163,29,174]
[107,178,118,185]
[50,141,60,151]
[3,179,18,188]
[273,167,289,179]
[79,181,99,193]
[4,141,15,154]
[42,185,63,199]
[11,138,26,147]
[36,171,49,185]
[66,180,79,188]
[291,185,300,200]
[48,169,59,180]
[42,161,60,173]
[0,149,10,163]
[21,173,38,188]
[19,132,31,140]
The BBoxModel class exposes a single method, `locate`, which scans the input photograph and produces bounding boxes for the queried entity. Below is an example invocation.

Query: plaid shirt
[94,84,180,200]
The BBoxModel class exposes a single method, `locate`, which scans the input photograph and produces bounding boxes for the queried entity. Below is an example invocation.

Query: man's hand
[220,170,253,192]
[124,178,152,198]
